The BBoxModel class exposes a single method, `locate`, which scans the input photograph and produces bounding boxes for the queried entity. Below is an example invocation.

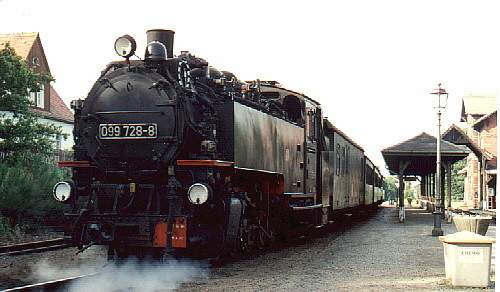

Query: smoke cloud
[33,258,208,292]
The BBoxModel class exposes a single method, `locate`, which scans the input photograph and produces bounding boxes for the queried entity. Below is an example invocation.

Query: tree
[450,158,466,201]
[0,43,64,161]
[0,44,71,232]
[404,182,415,206]
[383,176,398,202]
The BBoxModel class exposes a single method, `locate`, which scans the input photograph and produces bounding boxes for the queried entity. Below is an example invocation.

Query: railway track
[451,208,496,219]
[3,273,98,291]
[0,238,73,256]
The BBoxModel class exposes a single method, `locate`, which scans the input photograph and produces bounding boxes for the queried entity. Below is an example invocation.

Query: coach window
[341,146,346,175]
[361,158,364,176]
[336,144,341,176]
[346,147,350,174]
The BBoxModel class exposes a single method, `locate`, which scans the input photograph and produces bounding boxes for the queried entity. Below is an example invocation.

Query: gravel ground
[0,243,107,289]
[178,205,495,291]
[0,205,495,291]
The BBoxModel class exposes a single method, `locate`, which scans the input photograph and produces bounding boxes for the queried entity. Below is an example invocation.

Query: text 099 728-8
[99,123,157,139]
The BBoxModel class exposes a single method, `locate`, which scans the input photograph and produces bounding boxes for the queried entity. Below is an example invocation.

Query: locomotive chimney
[146,29,175,58]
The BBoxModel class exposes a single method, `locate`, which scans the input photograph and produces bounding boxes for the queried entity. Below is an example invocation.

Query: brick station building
[443,95,497,210]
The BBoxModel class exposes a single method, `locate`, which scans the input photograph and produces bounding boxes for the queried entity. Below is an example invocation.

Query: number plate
[99,123,157,139]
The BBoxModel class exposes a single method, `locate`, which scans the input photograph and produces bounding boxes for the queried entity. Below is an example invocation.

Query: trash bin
[452,215,492,235]
[439,231,495,287]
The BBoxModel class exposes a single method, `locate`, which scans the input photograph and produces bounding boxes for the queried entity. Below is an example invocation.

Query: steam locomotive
[54,29,384,259]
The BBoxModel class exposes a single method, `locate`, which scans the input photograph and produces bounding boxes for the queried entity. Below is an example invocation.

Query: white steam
[33,259,102,282]
[33,258,208,292]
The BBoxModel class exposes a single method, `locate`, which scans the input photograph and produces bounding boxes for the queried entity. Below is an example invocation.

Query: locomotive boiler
[54,29,383,259]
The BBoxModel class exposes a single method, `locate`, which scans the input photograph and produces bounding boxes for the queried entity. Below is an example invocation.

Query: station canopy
[382,132,470,176]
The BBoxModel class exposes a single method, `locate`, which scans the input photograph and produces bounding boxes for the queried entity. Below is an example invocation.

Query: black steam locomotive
[54,29,383,259]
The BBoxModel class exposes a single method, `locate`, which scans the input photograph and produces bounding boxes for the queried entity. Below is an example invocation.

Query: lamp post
[431,83,448,236]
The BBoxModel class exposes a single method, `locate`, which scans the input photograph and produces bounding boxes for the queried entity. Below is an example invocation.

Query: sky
[1,0,499,173]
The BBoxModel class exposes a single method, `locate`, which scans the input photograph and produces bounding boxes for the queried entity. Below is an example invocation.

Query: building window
[32,57,40,67]
[29,84,44,108]
[56,134,62,150]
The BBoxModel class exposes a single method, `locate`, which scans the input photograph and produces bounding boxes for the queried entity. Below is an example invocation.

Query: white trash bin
[439,231,495,287]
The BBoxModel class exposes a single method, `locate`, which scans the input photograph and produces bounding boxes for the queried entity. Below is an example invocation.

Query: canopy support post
[398,161,410,223]
[445,161,452,221]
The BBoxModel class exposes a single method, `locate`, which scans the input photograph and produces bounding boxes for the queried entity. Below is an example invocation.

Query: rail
[3,273,97,291]
[0,238,73,256]
[450,208,496,219]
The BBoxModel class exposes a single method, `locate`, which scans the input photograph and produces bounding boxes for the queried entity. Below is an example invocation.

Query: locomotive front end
[54,30,227,259]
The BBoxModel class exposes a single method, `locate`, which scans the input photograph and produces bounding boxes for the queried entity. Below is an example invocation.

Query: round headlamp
[187,183,211,205]
[114,35,136,59]
[53,181,73,203]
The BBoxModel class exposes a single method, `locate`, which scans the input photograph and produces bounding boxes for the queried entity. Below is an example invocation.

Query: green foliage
[0,156,70,227]
[0,215,24,241]
[404,182,415,205]
[383,176,398,201]
[0,215,11,235]
[404,183,414,199]
[451,158,466,201]
[0,43,65,160]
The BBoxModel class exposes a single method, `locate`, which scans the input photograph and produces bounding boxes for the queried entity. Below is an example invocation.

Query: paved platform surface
[179,205,495,291]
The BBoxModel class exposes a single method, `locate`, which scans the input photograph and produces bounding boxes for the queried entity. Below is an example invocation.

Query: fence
[0,149,73,163]
[51,150,73,162]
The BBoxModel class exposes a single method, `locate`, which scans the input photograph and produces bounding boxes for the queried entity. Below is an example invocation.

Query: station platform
[179,204,496,291]
[375,203,496,290]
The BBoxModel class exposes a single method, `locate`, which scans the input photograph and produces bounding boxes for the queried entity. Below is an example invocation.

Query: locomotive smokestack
[146,29,175,58]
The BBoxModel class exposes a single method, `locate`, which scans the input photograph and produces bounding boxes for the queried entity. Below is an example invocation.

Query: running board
[292,204,323,211]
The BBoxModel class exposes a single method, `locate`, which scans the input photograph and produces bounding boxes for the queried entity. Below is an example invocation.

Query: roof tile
[0,32,38,59]
[382,132,470,155]
[32,86,74,123]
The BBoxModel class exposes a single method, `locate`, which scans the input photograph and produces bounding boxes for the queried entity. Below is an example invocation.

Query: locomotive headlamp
[114,35,136,59]
[53,181,74,203]
[187,183,211,205]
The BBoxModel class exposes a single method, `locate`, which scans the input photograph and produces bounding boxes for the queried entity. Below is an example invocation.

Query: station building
[0,32,74,157]
[443,95,497,210]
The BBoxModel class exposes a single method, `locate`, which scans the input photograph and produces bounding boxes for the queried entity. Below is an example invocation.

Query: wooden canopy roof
[382,132,470,176]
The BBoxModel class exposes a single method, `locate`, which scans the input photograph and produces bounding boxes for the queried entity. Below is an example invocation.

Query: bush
[0,215,25,241]
[0,215,11,236]
[0,156,70,228]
